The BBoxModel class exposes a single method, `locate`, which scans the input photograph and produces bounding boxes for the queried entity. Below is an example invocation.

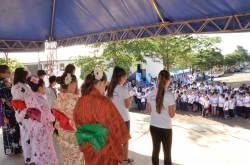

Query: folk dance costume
[29,92,57,165]
[11,83,34,164]
[74,88,130,165]
[53,92,84,165]
[0,78,22,155]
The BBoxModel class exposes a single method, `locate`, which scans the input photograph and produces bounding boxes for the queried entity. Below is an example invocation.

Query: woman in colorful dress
[53,73,84,165]
[11,68,34,164]
[0,65,22,155]
[73,67,130,165]
[27,76,57,165]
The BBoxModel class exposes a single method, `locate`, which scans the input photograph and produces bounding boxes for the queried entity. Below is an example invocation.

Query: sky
[2,32,250,63]
[205,32,250,54]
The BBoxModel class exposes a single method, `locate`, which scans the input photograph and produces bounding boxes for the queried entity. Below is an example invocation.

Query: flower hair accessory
[30,76,39,84]
[94,67,103,80]
[64,73,72,85]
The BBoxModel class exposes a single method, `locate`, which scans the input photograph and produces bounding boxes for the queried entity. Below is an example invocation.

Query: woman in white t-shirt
[107,66,133,164]
[146,70,176,165]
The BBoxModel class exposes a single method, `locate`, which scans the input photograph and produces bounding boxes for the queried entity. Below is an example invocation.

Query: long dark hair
[13,68,28,85]
[64,64,76,75]
[107,66,126,97]
[156,70,170,114]
[81,71,107,96]
[0,65,9,74]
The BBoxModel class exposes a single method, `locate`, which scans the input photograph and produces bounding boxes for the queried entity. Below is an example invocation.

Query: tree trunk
[4,52,9,64]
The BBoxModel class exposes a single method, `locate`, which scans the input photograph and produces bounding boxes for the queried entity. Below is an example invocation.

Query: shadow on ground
[129,151,181,165]
[176,111,250,130]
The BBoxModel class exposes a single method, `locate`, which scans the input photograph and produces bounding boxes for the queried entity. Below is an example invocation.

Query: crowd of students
[172,80,250,119]
[0,64,176,165]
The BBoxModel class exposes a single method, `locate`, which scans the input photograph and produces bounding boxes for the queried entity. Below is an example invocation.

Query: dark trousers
[244,107,250,119]
[150,126,172,165]
[228,109,235,118]
[236,106,244,116]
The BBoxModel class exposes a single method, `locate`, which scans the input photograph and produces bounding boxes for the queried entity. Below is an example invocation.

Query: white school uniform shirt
[195,95,200,102]
[188,94,194,104]
[244,96,250,107]
[236,96,244,106]
[203,100,210,109]
[229,99,235,110]
[147,89,175,129]
[218,97,225,108]
[218,86,223,94]
[111,85,130,122]
[181,94,187,102]
[224,101,229,111]
[199,97,204,105]
[210,96,218,107]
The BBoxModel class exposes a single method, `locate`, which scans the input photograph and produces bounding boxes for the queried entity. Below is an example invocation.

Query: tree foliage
[223,46,250,67]
[74,55,106,79]
[0,58,23,72]
[75,34,250,77]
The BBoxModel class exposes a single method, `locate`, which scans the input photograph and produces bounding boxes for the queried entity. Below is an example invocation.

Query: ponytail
[156,70,170,113]
[107,66,126,98]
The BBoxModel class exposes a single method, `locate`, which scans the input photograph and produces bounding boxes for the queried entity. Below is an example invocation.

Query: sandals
[122,158,134,164]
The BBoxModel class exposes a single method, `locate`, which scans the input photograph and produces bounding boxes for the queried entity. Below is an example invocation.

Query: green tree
[0,58,23,72]
[193,48,224,71]
[234,46,250,62]
[224,53,238,67]
[74,55,106,79]
[144,35,195,70]
[102,41,145,73]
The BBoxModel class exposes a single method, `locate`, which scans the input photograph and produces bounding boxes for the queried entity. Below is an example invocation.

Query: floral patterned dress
[0,78,22,155]
[53,92,84,165]
[29,92,57,165]
[11,83,34,164]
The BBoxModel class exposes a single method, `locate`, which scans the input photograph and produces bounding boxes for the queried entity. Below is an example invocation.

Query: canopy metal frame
[1,12,250,52]
[57,13,250,47]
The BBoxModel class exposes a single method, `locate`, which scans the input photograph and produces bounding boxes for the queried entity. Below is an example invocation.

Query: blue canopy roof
[1,0,250,51]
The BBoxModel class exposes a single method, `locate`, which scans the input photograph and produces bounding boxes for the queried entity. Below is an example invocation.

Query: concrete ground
[1,68,250,165]
[1,112,250,165]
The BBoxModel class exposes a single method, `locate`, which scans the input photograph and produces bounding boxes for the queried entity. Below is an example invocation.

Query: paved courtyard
[1,112,250,165]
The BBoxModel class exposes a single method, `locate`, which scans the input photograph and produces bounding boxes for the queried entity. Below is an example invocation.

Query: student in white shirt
[243,92,250,119]
[224,97,229,119]
[202,96,210,117]
[181,91,188,111]
[146,70,176,165]
[107,66,133,164]
[46,75,57,109]
[236,93,244,117]
[228,96,236,118]
[210,93,218,116]
[218,94,225,117]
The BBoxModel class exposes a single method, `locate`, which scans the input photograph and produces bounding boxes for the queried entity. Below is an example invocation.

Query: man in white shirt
[236,93,244,117]
[218,94,225,117]
[243,92,250,119]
